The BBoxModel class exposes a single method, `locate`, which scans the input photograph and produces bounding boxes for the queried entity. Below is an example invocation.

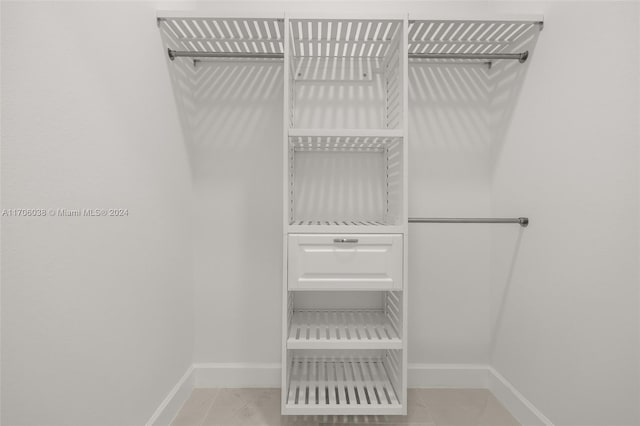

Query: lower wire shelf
[288,310,402,350]
[285,356,402,415]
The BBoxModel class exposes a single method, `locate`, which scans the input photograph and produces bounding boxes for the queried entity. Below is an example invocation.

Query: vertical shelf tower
[282,15,409,415]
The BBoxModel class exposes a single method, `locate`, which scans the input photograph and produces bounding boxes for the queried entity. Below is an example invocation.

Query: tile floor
[171,388,519,426]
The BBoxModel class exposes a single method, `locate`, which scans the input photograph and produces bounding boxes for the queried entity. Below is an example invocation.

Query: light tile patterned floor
[172,388,519,426]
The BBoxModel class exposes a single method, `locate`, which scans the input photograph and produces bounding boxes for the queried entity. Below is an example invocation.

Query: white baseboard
[489,366,554,426]
[146,366,195,426]
[147,363,551,426]
[194,362,281,387]
[408,363,491,388]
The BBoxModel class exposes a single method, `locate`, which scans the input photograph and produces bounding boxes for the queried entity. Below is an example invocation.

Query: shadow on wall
[409,26,540,157]
[294,151,387,222]
[163,56,284,171]
[409,62,492,153]
[489,227,524,354]
[158,35,285,361]
[489,25,540,169]
[292,60,388,129]
[486,26,540,348]
[159,25,283,173]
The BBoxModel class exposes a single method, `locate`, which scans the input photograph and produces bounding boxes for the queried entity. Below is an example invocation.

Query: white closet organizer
[157,12,541,417]
[283,15,408,416]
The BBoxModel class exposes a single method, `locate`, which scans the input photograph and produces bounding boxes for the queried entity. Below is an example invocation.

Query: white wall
[1,2,194,425]
[188,61,284,363]
[490,2,640,425]
[408,61,493,364]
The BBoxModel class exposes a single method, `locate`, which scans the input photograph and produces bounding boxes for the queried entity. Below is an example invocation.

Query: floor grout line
[197,389,221,426]
[475,391,491,426]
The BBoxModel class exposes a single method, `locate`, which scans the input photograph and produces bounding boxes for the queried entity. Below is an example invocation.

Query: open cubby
[287,19,404,130]
[286,291,403,350]
[287,135,404,230]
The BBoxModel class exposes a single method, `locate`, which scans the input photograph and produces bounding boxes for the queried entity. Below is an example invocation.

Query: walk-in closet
[2,2,638,426]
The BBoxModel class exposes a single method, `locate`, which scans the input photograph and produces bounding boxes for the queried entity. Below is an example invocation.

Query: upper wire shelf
[289,19,402,58]
[408,19,541,63]
[158,17,284,56]
[158,15,542,65]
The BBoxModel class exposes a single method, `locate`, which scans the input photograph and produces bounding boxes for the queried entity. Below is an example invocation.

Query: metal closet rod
[167,49,529,63]
[409,217,529,227]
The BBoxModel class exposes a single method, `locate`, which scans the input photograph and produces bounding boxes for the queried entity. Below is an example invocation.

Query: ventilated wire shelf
[288,309,401,350]
[289,220,390,226]
[158,17,284,56]
[290,136,402,152]
[159,16,541,64]
[408,19,540,62]
[286,356,401,413]
[290,19,401,58]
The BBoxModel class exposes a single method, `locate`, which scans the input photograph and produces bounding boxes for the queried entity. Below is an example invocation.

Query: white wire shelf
[290,19,402,58]
[288,310,401,350]
[290,134,402,152]
[289,129,403,138]
[287,223,405,234]
[286,356,402,415]
[408,19,541,61]
[289,220,389,226]
[159,15,542,64]
[158,17,284,55]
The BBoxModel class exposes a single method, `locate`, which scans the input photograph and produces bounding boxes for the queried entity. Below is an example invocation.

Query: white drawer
[288,234,403,290]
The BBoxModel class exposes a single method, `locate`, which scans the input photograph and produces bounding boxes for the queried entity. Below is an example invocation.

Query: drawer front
[288,234,403,290]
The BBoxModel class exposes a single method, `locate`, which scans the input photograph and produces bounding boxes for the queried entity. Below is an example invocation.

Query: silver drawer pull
[333,238,358,243]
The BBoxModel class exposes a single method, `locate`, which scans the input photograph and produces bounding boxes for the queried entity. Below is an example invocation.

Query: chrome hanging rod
[167,50,283,60]
[411,51,528,63]
[167,49,530,63]
[409,217,529,227]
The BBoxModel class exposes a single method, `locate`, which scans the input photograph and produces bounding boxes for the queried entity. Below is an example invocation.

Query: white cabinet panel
[288,234,403,290]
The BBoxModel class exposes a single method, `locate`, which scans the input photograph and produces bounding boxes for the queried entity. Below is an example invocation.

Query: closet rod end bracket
[168,48,176,61]
[519,217,529,227]
[519,51,529,63]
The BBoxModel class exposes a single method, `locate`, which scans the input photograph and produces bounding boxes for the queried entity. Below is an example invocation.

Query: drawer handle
[333,238,359,243]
